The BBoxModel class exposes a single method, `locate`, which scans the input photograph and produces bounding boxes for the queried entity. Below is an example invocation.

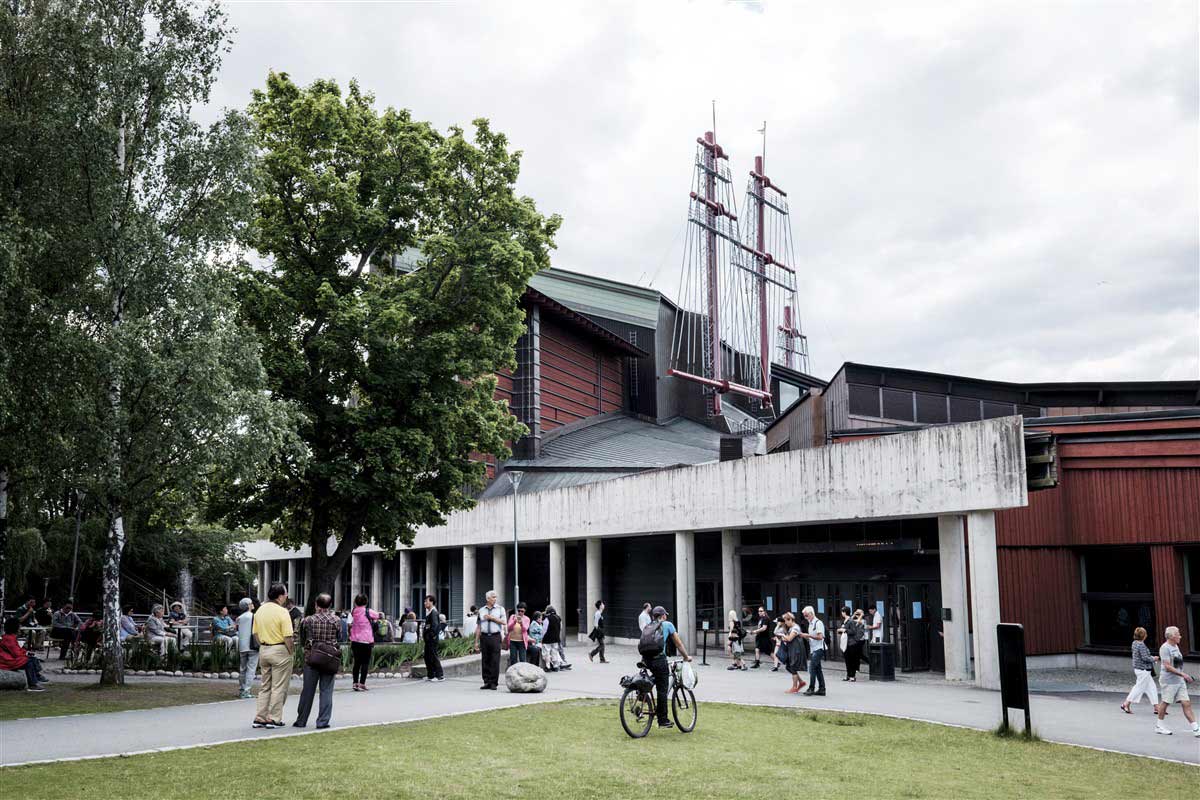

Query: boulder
[504,662,547,693]
[0,670,28,690]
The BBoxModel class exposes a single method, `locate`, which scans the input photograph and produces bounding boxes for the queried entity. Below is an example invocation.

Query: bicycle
[618,658,698,738]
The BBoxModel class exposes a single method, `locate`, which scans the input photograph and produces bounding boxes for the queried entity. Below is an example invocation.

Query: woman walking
[780,613,807,694]
[1119,626,1159,714]
[507,602,531,664]
[838,607,866,682]
[727,610,747,670]
[349,594,381,691]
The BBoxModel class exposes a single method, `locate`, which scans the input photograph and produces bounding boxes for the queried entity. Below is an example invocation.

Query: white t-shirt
[870,610,883,643]
[463,614,478,638]
[637,611,651,631]
[808,617,826,652]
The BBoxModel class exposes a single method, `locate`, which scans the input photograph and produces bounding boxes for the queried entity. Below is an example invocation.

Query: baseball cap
[652,606,668,617]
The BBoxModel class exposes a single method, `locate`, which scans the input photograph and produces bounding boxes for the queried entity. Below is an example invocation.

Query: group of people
[469,591,572,690]
[1120,625,1199,738]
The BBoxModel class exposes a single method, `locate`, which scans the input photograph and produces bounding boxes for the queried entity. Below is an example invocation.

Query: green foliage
[290,637,476,674]
[2,527,46,596]
[231,72,560,588]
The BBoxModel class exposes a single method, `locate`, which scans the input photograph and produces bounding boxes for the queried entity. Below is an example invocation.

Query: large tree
[235,73,560,595]
[1,0,291,684]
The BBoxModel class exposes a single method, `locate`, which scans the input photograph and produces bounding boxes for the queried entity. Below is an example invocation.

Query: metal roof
[529,268,665,329]
[482,414,744,498]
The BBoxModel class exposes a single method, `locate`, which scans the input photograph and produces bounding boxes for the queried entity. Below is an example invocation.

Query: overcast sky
[211,0,1198,382]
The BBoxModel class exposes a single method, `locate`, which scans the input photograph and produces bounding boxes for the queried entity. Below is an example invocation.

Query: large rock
[504,661,547,693]
[0,670,29,690]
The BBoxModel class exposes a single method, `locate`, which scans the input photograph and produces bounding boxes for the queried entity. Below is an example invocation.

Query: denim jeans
[808,648,826,692]
[238,650,259,694]
[509,641,527,663]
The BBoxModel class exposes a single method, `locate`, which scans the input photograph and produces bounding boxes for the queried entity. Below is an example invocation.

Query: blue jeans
[238,651,259,694]
[509,642,527,663]
[808,648,825,692]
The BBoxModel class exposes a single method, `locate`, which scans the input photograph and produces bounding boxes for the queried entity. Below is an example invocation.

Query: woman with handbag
[780,613,807,694]
[294,592,341,729]
[350,594,381,691]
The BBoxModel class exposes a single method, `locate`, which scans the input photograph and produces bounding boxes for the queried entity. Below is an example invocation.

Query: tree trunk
[0,466,8,616]
[309,508,359,603]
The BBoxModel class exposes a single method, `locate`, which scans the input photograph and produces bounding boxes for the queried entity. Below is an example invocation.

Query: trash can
[867,642,896,681]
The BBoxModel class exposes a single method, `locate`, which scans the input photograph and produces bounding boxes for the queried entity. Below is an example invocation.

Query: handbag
[306,640,341,675]
[249,633,260,652]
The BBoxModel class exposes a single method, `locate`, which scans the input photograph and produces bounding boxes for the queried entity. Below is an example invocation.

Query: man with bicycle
[643,605,691,729]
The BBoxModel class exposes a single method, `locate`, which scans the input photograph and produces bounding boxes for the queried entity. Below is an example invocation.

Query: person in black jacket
[541,606,571,671]
[588,599,607,663]
[422,595,444,681]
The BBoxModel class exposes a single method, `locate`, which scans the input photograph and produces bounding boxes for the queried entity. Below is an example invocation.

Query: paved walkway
[1,645,1196,767]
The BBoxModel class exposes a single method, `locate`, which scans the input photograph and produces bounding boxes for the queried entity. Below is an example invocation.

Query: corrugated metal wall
[998,548,1084,655]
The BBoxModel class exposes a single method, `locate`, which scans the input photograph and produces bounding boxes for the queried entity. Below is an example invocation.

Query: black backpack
[638,620,664,657]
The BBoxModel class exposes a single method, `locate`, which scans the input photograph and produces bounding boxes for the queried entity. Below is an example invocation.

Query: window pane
[1086,598,1154,648]
[1084,548,1153,593]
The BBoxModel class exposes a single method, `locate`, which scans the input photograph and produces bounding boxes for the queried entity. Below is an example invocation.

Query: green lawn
[0,681,266,721]
[1,700,1190,798]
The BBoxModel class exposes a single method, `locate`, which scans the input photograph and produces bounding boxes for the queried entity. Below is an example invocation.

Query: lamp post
[507,471,523,607]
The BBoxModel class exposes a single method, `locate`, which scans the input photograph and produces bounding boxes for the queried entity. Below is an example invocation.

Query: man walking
[251,584,295,729]
[642,606,692,729]
[1155,625,1199,737]
[474,590,506,690]
[637,603,652,632]
[588,600,608,663]
[294,592,338,729]
[800,606,826,696]
[236,597,258,699]
[750,606,772,669]
[423,594,445,682]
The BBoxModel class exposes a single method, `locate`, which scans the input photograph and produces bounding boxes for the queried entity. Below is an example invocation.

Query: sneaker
[433,677,445,682]
[814,690,826,696]
[803,690,815,696]
[252,720,267,728]
[658,719,674,729]
[1192,724,1200,738]
[26,686,46,693]
[292,722,306,728]
[239,691,252,699]
[1155,722,1172,735]
[727,665,739,671]
[480,684,490,690]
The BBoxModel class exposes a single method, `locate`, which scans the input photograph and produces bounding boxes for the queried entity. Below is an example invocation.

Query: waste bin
[867,642,896,681]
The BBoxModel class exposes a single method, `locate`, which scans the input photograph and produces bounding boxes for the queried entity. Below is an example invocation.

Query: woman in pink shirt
[507,602,531,664]
[350,595,381,691]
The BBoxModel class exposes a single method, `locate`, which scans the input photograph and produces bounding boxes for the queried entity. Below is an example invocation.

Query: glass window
[1185,550,1199,654]
[1081,548,1154,649]
[779,381,801,410]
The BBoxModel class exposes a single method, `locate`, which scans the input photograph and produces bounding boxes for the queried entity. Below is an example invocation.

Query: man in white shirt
[637,603,652,632]
[463,605,478,639]
[868,606,883,643]
[801,605,826,696]
[473,591,506,690]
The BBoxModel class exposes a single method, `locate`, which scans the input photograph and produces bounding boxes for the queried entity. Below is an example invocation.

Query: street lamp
[507,470,523,607]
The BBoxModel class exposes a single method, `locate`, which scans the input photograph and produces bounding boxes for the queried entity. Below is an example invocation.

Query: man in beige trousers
[252,583,295,729]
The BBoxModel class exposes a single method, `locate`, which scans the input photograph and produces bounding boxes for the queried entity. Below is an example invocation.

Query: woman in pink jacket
[350,595,381,691]
[507,602,531,664]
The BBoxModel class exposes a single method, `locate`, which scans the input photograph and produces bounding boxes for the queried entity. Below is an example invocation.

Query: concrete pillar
[586,538,602,634]
[425,549,438,604]
[258,562,268,597]
[370,554,384,610]
[549,539,566,621]
[462,546,477,622]
[284,559,294,600]
[397,550,413,614]
[492,544,507,608]
[720,529,741,625]
[938,514,972,682]
[967,511,1001,690]
[674,531,696,652]
[350,553,363,604]
[332,568,343,612]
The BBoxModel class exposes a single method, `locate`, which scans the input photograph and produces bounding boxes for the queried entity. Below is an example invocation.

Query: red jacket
[0,634,29,671]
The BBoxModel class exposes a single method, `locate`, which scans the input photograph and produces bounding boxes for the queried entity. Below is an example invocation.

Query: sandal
[1119,703,1131,714]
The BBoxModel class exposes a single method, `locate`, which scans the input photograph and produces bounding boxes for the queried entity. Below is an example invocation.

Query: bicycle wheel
[620,687,654,739]
[671,686,697,732]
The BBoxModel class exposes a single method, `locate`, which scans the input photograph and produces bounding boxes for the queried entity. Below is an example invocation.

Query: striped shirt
[1131,640,1155,671]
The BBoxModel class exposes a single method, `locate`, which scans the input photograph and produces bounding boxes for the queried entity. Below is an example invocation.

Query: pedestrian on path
[867,604,883,643]
[750,607,772,669]
[780,613,806,693]
[838,607,866,682]
[801,605,826,696]
[726,610,746,671]
[638,603,652,632]
[541,606,570,671]
[423,594,445,681]
[588,600,608,663]
[507,602,531,664]
[251,583,295,729]
[294,593,338,729]
[1155,625,1199,737]
[350,595,381,691]
[236,597,258,699]
[1120,626,1158,714]
[475,590,506,690]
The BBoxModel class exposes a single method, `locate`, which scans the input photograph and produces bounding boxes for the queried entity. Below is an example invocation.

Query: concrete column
[462,546,477,621]
[284,559,294,600]
[258,562,268,597]
[350,553,363,604]
[425,549,439,604]
[675,531,696,652]
[332,568,343,611]
[492,544,507,608]
[549,539,566,621]
[370,554,384,610]
[397,550,413,614]
[967,510,1001,690]
[586,538,602,631]
[720,529,741,625]
[937,514,972,682]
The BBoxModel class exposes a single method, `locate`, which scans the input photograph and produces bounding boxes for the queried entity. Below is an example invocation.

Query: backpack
[638,620,665,657]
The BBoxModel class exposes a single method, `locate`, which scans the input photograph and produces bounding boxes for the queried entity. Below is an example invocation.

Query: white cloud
[211,0,1198,382]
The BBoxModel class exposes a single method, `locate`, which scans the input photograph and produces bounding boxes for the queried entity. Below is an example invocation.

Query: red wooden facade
[539,316,624,431]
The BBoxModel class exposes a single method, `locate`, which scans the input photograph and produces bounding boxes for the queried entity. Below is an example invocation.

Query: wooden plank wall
[998,547,1084,655]
[540,316,622,431]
